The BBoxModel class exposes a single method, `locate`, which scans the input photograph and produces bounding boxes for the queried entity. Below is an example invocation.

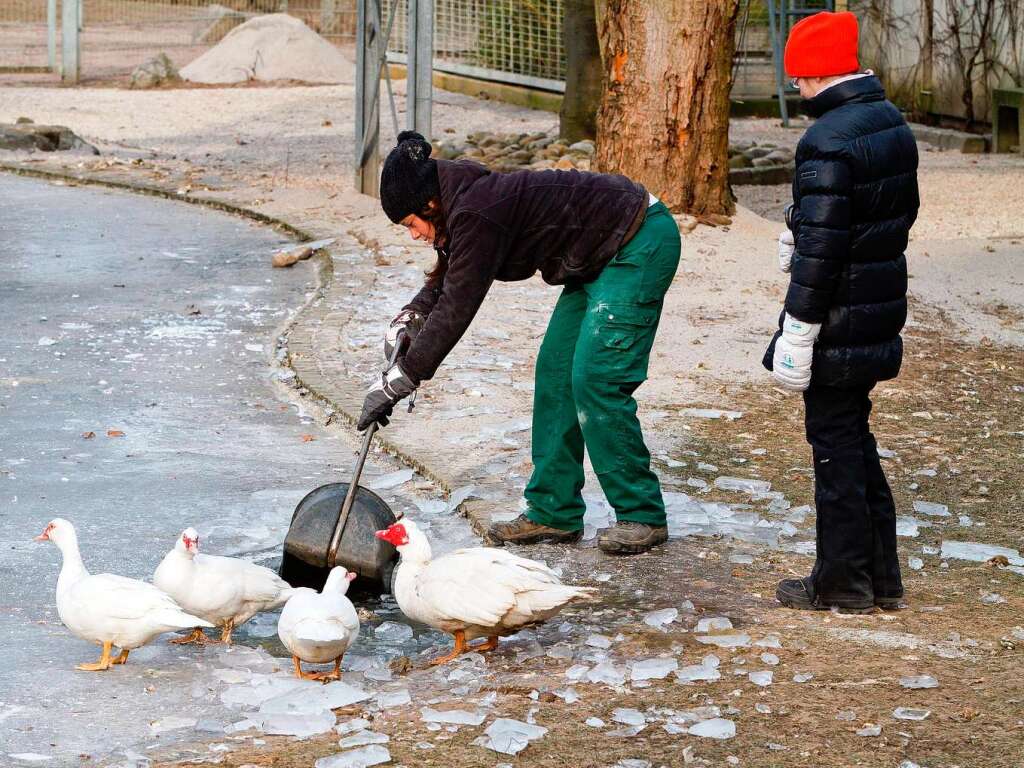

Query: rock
[436,143,462,160]
[527,137,555,151]
[0,123,99,154]
[763,149,793,163]
[729,154,752,169]
[272,244,313,268]
[575,157,592,171]
[568,139,596,156]
[15,116,33,124]
[554,156,576,170]
[529,159,555,170]
[752,156,781,168]
[745,146,772,159]
[130,53,180,89]
[507,149,534,164]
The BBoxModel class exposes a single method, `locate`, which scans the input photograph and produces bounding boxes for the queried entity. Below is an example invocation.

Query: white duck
[153,527,296,644]
[35,518,214,671]
[375,518,598,665]
[277,567,360,681]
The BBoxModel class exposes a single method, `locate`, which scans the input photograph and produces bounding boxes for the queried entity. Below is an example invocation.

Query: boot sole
[875,597,905,610]
[487,530,583,547]
[598,532,668,556]
[776,587,874,613]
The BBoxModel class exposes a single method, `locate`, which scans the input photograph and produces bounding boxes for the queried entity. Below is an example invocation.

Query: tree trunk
[560,0,603,142]
[595,0,740,216]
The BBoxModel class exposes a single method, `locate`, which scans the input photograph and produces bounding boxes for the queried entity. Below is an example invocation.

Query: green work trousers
[524,202,681,530]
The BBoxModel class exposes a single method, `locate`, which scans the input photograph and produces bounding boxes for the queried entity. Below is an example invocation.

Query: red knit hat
[784,11,859,78]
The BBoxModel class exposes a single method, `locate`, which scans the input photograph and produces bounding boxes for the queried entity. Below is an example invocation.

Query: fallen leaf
[82,431,95,439]
[107,430,125,438]
[301,434,315,442]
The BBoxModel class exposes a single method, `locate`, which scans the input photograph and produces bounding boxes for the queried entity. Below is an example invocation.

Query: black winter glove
[357,363,417,431]
[384,310,425,362]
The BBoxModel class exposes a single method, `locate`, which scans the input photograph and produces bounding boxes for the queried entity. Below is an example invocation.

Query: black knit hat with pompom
[380,130,440,223]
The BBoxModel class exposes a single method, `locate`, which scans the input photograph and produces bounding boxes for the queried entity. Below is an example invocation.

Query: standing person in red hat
[763,11,919,611]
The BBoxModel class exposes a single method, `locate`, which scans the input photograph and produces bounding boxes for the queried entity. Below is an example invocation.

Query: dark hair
[418,197,449,286]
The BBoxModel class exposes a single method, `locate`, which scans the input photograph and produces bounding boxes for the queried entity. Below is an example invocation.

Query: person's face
[400,213,436,244]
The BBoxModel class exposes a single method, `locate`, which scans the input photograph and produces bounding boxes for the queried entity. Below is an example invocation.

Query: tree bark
[560,0,603,142]
[595,0,740,216]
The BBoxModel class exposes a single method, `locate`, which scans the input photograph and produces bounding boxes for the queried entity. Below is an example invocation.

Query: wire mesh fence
[1,0,59,70]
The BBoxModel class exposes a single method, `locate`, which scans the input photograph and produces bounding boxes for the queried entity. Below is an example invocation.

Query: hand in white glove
[384,309,425,362]
[778,230,795,273]
[772,313,821,392]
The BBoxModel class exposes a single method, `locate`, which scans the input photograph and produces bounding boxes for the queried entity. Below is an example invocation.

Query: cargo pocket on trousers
[589,304,658,382]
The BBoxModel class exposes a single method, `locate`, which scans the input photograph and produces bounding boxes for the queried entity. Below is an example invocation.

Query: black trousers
[803,385,903,607]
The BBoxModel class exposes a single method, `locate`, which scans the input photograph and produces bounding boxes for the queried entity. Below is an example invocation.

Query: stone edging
[0,161,466,502]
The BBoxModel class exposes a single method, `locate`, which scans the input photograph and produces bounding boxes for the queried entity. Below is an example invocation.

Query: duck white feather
[36,518,213,670]
[376,518,597,664]
[153,527,296,644]
[277,567,360,680]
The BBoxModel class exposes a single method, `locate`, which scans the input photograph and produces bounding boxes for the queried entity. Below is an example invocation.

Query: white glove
[772,313,821,392]
[778,230,795,273]
[384,309,424,362]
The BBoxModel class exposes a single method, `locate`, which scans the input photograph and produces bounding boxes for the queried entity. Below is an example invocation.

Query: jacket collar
[436,159,490,216]
[803,74,886,118]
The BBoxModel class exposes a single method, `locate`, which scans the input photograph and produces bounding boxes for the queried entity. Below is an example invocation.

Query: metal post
[406,0,434,137]
[767,0,789,127]
[355,0,382,196]
[61,0,81,84]
[47,0,57,72]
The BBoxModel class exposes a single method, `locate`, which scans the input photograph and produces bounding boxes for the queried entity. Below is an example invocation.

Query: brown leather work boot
[486,515,583,546]
[598,522,668,555]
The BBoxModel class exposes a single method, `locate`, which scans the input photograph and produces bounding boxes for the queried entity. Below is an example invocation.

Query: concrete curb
[0,161,471,510]
[910,123,989,153]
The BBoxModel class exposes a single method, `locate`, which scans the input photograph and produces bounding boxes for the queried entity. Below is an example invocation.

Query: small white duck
[375,518,598,665]
[277,567,360,681]
[153,527,296,644]
[36,518,214,671]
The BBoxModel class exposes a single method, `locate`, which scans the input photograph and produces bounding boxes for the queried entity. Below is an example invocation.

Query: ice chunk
[696,633,751,648]
[259,709,337,738]
[683,408,743,421]
[587,661,627,687]
[728,553,754,565]
[896,517,923,537]
[565,664,590,681]
[686,477,710,491]
[376,690,411,709]
[792,672,813,683]
[373,621,414,643]
[419,708,487,726]
[612,708,647,727]
[913,500,949,517]
[754,635,782,649]
[9,756,53,764]
[898,762,922,768]
[698,462,718,473]
[607,725,646,737]
[748,671,773,687]
[338,731,390,749]
[367,469,415,490]
[893,707,931,721]
[474,718,548,755]
[336,718,373,735]
[149,716,197,734]
[981,592,1006,605]
[614,761,651,768]
[755,703,772,714]
[586,634,612,649]
[714,477,771,494]
[447,485,478,511]
[688,718,736,739]
[585,717,605,728]
[676,664,721,683]
[260,681,370,715]
[220,676,318,709]
[315,745,391,768]
[909,557,924,571]
[856,724,882,737]
[940,540,1024,566]
[643,608,678,628]
[759,653,780,666]
[836,710,857,721]
[554,687,580,704]
[696,616,733,632]
[630,657,678,681]
[958,515,974,527]
[899,675,939,689]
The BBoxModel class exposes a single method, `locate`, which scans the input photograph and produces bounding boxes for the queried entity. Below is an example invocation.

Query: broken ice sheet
[419,707,487,726]
[149,716,197,734]
[748,671,773,687]
[336,718,373,735]
[643,608,678,628]
[940,540,1024,566]
[630,657,679,681]
[474,718,548,756]
[315,744,392,768]
[908,557,924,571]
[899,675,939,689]
[714,477,771,494]
[893,707,931,721]
[586,633,612,649]
[759,653,780,666]
[338,731,390,749]
[856,724,882,737]
[376,689,411,708]
[612,708,647,726]
[373,621,414,643]
[260,681,371,715]
[258,710,337,738]
[792,672,813,683]
[696,633,751,649]
[913,500,950,517]
[980,592,1006,605]
[688,718,736,739]
[696,616,733,633]
[676,663,721,683]
[367,469,415,490]
[585,717,605,728]
[683,408,743,421]
[728,553,754,565]
[587,660,627,687]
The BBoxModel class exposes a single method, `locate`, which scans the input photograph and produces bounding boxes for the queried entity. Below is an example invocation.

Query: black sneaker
[486,515,582,546]
[874,595,906,610]
[598,522,668,555]
[776,578,874,613]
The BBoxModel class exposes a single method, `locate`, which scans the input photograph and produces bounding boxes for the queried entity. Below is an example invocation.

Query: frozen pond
[0,174,471,765]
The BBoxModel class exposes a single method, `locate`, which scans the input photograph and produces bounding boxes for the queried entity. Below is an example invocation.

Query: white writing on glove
[384,309,424,362]
[772,313,821,392]
[778,230,795,273]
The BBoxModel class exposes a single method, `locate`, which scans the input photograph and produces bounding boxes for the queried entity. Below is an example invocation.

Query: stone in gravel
[554,156,576,170]
[729,154,753,169]
[763,149,793,163]
[130,53,181,89]
[745,147,772,159]
[568,140,596,155]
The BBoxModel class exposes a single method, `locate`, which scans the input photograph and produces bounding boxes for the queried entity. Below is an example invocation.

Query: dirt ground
[2,75,1022,768]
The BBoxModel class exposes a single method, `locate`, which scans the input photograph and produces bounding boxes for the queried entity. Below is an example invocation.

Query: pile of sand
[181,13,353,85]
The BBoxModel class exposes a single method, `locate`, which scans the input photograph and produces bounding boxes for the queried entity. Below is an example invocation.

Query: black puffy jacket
[764,75,919,388]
